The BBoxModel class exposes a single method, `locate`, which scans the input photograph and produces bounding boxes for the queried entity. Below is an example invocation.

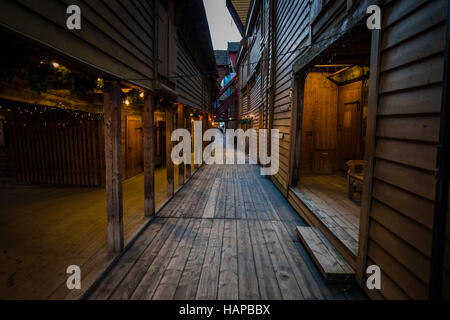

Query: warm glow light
[52,62,60,68]
[139,92,144,98]
[125,99,130,106]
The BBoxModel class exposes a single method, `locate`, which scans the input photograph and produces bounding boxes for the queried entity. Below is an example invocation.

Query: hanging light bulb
[139,92,144,98]
[52,62,60,68]
[125,99,130,106]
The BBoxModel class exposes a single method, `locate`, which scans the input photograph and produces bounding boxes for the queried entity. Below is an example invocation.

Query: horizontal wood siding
[0,0,155,89]
[272,0,310,191]
[176,38,207,110]
[364,0,448,299]
[6,106,104,187]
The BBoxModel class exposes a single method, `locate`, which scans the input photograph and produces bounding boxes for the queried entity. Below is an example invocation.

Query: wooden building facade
[230,0,449,299]
[0,0,216,283]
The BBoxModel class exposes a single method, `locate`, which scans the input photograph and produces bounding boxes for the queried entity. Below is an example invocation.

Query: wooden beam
[103,80,124,253]
[356,29,381,285]
[177,104,185,185]
[166,108,174,196]
[143,93,155,217]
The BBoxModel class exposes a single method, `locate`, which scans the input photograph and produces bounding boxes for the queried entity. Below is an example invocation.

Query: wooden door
[156,120,166,167]
[126,117,143,178]
[300,72,338,175]
[337,81,363,172]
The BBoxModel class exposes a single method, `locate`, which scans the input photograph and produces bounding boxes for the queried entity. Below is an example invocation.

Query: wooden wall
[362,0,448,300]
[299,72,367,176]
[270,0,311,191]
[5,106,104,187]
[238,0,310,188]
[0,148,11,180]
[121,113,144,180]
[300,72,338,175]
[236,0,448,300]
[176,38,208,110]
[0,0,155,90]
[2,103,149,187]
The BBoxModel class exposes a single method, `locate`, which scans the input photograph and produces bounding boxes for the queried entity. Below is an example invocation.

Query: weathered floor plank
[195,218,225,300]
[88,162,364,300]
[237,219,260,299]
[218,219,238,299]
[173,218,213,300]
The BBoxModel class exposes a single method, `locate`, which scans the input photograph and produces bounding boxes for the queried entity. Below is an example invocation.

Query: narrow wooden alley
[0,0,448,302]
[87,159,364,300]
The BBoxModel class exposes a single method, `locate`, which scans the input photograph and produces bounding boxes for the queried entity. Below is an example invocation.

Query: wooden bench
[346,160,366,201]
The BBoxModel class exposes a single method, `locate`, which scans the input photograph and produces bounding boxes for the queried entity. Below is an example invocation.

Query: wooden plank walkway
[88,163,364,300]
[291,175,360,257]
[0,164,188,300]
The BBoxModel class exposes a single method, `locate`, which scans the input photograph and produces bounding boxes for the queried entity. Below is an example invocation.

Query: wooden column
[103,80,124,253]
[166,108,174,196]
[202,113,208,160]
[186,113,192,179]
[143,93,155,217]
[177,104,185,185]
[195,114,203,170]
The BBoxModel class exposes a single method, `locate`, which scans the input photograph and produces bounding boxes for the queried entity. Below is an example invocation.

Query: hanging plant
[155,98,177,112]
[239,118,252,125]
[0,50,99,98]
[121,89,144,106]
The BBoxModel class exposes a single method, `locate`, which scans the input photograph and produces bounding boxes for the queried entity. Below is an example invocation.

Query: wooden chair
[346,160,367,201]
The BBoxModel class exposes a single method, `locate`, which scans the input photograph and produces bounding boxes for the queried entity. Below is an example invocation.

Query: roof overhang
[226,0,251,38]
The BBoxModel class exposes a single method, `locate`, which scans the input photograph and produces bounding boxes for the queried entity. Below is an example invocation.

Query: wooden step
[296,226,355,283]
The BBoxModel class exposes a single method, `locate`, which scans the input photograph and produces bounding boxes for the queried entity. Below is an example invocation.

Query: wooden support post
[143,93,155,217]
[195,114,203,170]
[202,113,208,161]
[166,108,174,196]
[186,113,192,179]
[177,104,185,185]
[103,80,124,253]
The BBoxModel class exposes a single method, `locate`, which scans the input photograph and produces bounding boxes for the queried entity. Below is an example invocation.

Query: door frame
[287,32,381,287]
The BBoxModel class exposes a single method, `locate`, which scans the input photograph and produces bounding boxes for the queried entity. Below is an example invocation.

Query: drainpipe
[429,3,450,300]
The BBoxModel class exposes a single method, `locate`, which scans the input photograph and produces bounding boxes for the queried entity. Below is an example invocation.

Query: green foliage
[239,118,252,125]
[121,89,143,105]
[0,50,99,98]
[155,98,176,111]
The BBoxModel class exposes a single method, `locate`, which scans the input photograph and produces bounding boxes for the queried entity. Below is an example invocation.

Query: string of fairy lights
[0,104,103,127]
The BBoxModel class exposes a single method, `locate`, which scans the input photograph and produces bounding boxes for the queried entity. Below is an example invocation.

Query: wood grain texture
[104,81,124,253]
[88,158,364,300]
[296,226,355,282]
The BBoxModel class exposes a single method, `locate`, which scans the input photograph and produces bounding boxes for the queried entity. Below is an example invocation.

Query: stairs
[296,226,355,283]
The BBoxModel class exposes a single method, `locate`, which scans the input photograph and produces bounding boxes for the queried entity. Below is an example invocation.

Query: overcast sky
[203,0,242,50]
